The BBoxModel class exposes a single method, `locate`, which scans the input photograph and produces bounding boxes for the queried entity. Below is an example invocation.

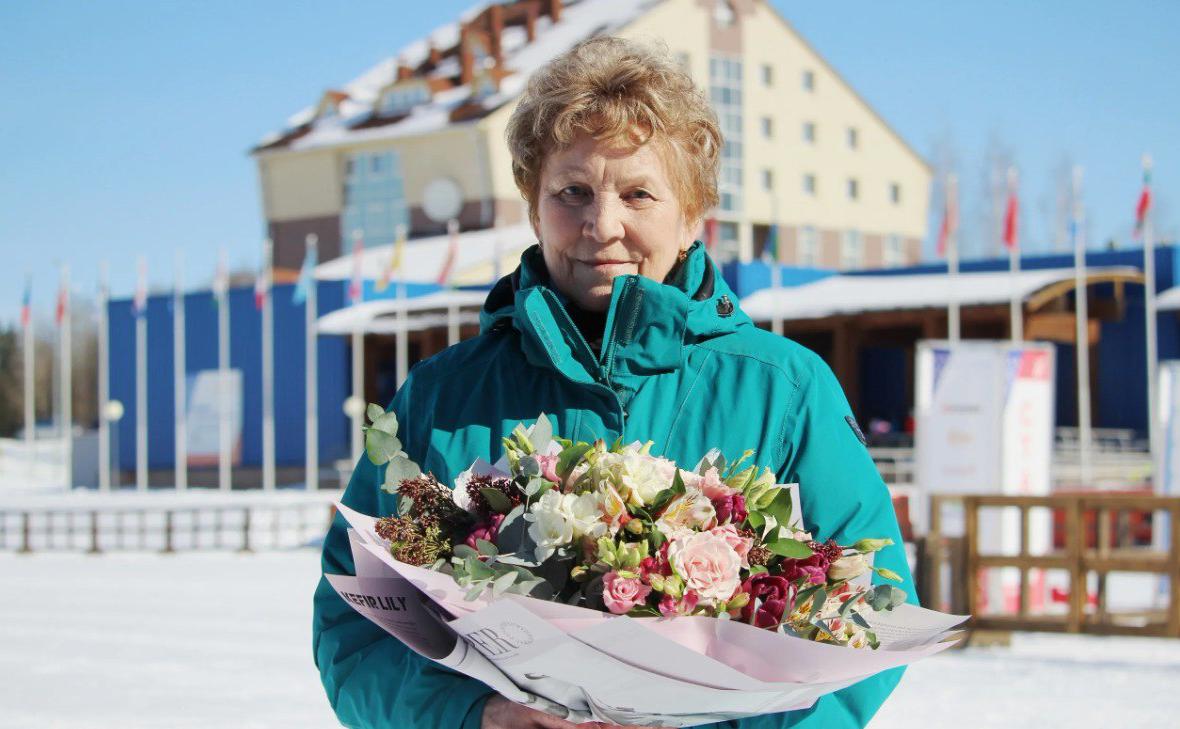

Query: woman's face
[535,131,695,312]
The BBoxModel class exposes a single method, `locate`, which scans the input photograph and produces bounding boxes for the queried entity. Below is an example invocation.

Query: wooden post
[239,507,252,553]
[88,511,102,555]
[927,495,944,612]
[161,510,175,554]
[1170,503,1180,638]
[1096,506,1111,624]
[1066,499,1085,633]
[964,497,978,619]
[18,512,32,554]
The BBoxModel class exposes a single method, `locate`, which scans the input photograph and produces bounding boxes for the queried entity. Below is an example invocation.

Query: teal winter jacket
[313,241,916,729]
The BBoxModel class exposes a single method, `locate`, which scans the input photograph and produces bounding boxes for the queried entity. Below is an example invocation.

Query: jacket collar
[480,242,749,385]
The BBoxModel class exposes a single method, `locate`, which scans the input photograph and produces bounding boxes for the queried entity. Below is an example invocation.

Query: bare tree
[976,132,1015,260]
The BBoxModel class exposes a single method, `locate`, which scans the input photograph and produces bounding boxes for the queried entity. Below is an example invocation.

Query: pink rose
[602,571,652,615]
[712,492,748,525]
[464,513,505,552]
[740,573,796,629]
[666,530,742,607]
[710,523,753,569]
[699,467,736,500]
[536,454,561,485]
[658,589,700,617]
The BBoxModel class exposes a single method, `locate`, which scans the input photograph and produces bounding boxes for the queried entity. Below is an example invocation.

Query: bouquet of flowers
[362,407,908,649]
[330,407,966,725]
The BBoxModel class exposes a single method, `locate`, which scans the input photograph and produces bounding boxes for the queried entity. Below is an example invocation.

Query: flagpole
[57,264,72,488]
[23,281,35,478]
[134,258,148,492]
[304,234,319,490]
[96,265,109,490]
[395,224,409,389]
[1072,166,1092,486]
[1007,168,1023,341]
[348,229,364,465]
[947,174,961,342]
[173,251,187,491]
[217,248,232,492]
[1142,155,1160,485]
[261,238,276,492]
[446,219,460,346]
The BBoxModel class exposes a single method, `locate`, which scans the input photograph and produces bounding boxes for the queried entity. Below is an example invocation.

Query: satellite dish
[422,177,463,223]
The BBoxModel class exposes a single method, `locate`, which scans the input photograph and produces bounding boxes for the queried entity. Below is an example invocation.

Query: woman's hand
[481,695,583,729]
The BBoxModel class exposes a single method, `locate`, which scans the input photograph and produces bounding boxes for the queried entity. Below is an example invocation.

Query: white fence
[0,437,69,491]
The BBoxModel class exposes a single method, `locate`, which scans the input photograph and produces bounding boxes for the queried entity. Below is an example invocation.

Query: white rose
[619,451,678,507]
[525,490,574,562]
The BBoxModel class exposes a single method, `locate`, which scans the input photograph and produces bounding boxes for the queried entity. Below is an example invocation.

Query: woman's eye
[629,189,654,200]
[560,185,587,198]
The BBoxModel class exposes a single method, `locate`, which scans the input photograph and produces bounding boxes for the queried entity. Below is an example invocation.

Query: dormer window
[473,73,499,100]
[316,91,348,121]
[379,82,431,116]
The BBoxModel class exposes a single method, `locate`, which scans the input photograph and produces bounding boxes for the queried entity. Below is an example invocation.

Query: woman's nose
[583,198,625,243]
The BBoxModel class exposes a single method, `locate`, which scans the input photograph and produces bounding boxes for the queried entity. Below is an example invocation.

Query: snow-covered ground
[3,550,1178,728]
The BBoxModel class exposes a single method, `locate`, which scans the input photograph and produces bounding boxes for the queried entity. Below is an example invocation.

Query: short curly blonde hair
[506,36,722,227]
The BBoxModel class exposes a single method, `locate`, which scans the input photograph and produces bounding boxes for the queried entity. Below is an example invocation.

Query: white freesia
[562,491,607,539]
[525,490,574,562]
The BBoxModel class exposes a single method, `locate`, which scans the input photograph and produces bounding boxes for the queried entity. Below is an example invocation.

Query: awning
[317,289,488,335]
[314,222,536,286]
[741,266,1144,322]
[1156,286,1180,312]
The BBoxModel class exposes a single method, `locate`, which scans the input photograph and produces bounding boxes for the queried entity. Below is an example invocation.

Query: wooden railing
[922,493,1180,637]
[0,501,336,554]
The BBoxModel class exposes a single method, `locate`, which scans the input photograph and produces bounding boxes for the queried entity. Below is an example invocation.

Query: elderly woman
[313,36,914,729]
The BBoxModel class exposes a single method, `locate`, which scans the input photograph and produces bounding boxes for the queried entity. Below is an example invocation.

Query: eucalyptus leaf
[518,457,541,478]
[366,403,386,424]
[465,585,485,601]
[524,477,544,497]
[867,584,907,612]
[452,544,478,560]
[384,456,421,491]
[491,571,518,597]
[369,412,399,436]
[365,430,402,465]
[480,487,514,514]
[475,539,499,557]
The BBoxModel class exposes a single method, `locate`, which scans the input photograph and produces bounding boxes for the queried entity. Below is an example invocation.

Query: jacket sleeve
[703,353,918,729]
[311,368,496,729]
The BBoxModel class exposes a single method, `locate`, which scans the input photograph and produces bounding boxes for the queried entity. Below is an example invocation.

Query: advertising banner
[185,368,242,467]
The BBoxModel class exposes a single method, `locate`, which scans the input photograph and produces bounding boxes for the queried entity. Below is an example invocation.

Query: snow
[741,267,1142,322]
[1156,285,1180,311]
[316,290,489,336]
[3,549,1178,728]
[262,0,660,153]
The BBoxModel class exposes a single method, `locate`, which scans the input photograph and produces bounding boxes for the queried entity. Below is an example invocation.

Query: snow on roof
[1157,285,1180,311]
[314,221,537,285]
[259,0,657,152]
[741,267,1143,322]
[316,290,489,335]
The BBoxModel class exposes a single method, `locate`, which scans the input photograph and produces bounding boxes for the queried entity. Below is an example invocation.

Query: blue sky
[2,0,1177,326]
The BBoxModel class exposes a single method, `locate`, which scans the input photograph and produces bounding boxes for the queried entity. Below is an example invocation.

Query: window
[802,121,816,144]
[890,182,901,205]
[710,54,744,214]
[761,63,773,87]
[803,173,816,195]
[379,83,430,116]
[341,149,410,252]
[676,52,691,73]
[883,234,904,268]
[761,168,774,191]
[847,178,859,200]
[841,230,864,270]
[716,221,741,263]
[847,127,858,149]
[761,116,773,139]
[798,226,819,267]
[802,69,815,91]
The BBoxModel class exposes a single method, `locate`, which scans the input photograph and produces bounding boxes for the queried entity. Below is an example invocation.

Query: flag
[936,176,959,257]
[348,230,365,304]
[1003,178,1019,250]
[253,263,268,310]
[1134,167,1153,239]
[762,223,779,262]
[704,217,719,253]
[55,278,68,326]
[437,220,460,286]
[376,225,406,293]
[20,278,31,329]
[132,258,147,319]
[292,242,317,305]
